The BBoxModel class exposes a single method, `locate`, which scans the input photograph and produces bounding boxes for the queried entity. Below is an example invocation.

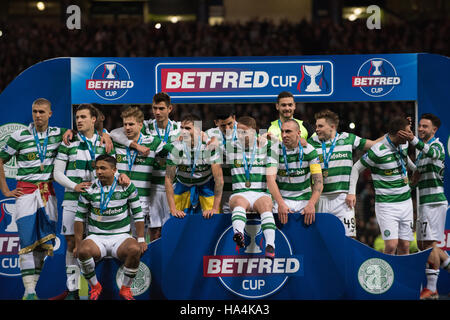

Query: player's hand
[72,245,78,258]
[74,182,91,193]
[101,132,113,154]
[63,129,73,146]
[136,144,150,157]
[409,171,420,187]
[397,129,414,142]
[277,201,293,224]
[3,188,24,198]
[301,202,315,225]
[206,137,219,150]
[118,173,131,186]
[202,209,217,219]
[345,194,356,209]
[138,241,148,254]
[171,209,186,219]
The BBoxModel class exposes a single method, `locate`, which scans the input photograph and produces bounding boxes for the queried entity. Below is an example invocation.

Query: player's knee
[127,243,141,258]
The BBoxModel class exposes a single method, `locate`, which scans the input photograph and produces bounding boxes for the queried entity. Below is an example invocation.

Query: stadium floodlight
[354,8,363,15]
[36,1,46,11]
[348,14,357,21]
[155,23,162,29]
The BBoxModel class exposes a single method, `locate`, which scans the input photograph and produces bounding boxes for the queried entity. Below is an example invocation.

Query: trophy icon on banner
[104,63,117,79]
[303,65,323,92]
[371,60,383,75]
[244,220,262,254]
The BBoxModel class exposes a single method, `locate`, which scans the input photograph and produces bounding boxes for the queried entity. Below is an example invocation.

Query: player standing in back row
[110,93,181,240]
[308,109,382,237]
[398,113,450,299]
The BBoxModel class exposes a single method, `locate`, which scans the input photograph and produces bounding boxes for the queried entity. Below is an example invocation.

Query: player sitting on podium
[74,154,147,300]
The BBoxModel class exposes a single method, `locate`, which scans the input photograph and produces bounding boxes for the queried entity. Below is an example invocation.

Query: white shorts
[229,191,272,212]
[85,233,132,260]
[416,203,448,242]
[62,206,77,236]
[273,199,309,214]
[317,193,356,237]
[375,199,414,241]
[148,190,170,228]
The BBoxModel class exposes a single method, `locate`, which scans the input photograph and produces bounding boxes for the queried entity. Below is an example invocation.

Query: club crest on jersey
[352,58,401,97]
[203,218,303,299]
[86,61,134,101]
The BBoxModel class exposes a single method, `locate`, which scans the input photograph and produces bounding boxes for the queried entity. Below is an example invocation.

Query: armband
[310,163,322,175]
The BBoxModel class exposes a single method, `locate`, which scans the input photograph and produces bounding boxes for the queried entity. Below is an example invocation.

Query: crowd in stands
[1,16,447,248]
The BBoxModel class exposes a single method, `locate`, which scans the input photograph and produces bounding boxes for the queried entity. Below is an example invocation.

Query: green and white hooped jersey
[56,132,110,207]
[414,137,448,205]
[166,139,220,187]
[75,176,144,236]
[276,143,320,201]
[206,127,236,193]
[114,135,163,202]
[308,132,366,195]
[143,119,181,191]
[360,137,411,203]
[0,123,66,183]
[227,139,279,194]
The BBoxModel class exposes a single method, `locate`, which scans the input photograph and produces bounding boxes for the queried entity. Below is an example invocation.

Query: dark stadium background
[0,0,448,249]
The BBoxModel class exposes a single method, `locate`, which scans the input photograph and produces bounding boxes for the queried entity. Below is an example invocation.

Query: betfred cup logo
[352,58,401,97]
[302,65,323,92]
[86,61,134,101]
[203,218,303,299]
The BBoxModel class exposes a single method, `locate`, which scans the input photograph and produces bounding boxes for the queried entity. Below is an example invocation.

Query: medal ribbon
[221,121,238,146]
[32,126,49,168]
[242,135,258,183]
[154,120,171,144]
[183,135,202,177]
[321,133,339,170]
[386,135,407,178]
[282,141,304,177]
[126,134,143,171]
[79,131,99,162]
[99,176,118,213]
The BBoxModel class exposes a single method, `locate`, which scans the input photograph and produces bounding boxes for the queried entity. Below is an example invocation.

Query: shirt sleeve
[109,127,132,147]
[75,193,90,222]
[127,184,144,221]
[0,133,20,163]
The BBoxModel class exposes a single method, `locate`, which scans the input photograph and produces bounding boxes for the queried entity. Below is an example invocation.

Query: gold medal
[245,180,251,188]
[403,176,409,184]
[40,163,44,172]
[322,169,328,178]
[91,161,96,169]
